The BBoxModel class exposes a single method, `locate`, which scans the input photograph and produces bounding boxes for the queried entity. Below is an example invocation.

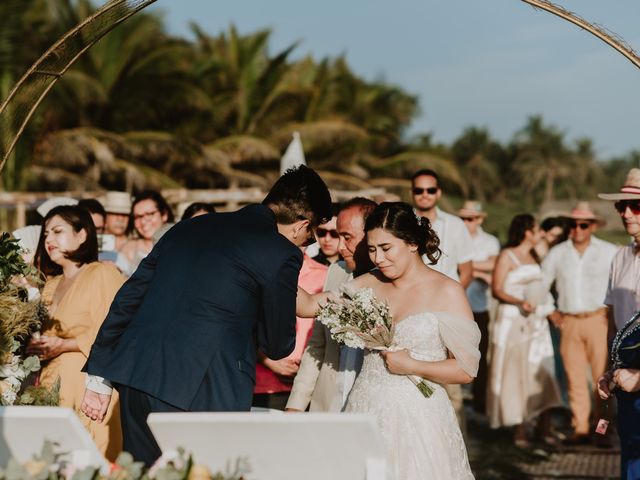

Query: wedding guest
[100,191,132,251]
[253,251,328,410]
[598,311,640,480]
[28,205,124,461]
[411,168,474,430]
[600,169,640,336]
[180,202,216,221]
[458,200,500,414]
[78,199,106,234]
[542,202,618,444]
[118,190,173,276]
[535,216,570,260]
[311,203,341,266]
[287,198,376,412]
[487,214,562,446]
[81,166,332,466]
[297,202,480,479]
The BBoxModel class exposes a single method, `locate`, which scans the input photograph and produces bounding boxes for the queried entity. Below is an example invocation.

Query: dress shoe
[563,434,590,446]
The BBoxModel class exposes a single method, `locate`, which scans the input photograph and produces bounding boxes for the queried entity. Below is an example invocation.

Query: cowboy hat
[598,168,640,200]
[457,200,487,218]
[566,201,605,226]
[99,191,132,215]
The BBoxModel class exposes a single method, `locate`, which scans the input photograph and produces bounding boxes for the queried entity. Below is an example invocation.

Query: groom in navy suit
[80,166,332,465]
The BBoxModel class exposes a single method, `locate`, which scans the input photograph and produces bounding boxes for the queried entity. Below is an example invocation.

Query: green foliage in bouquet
[0,442,250,480]
[17,378,60,407]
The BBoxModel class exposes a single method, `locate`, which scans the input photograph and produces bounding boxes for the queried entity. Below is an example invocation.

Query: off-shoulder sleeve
[436,312,481,377]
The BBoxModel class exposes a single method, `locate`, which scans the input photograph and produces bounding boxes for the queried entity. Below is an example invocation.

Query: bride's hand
[381,350,416,376]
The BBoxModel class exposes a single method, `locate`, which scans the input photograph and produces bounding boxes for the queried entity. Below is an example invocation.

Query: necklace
[610,311,640,369]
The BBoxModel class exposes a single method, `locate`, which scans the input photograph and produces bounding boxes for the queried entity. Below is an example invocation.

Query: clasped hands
[80,389,112,423]
[597,369,640,399]
[26,335,66,361]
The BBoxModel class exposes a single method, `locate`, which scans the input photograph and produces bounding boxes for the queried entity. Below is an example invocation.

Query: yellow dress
[40,262,125,462]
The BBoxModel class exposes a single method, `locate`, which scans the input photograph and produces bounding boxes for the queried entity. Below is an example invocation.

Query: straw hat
[598,168,640,200]
[567,201,604,225]
[457,200,487,218]
[100,191,132,215]
[36,196,78,217]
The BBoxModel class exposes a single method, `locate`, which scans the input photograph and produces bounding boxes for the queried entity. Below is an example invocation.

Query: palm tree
[512,115,572,205]
[451,126,505,202]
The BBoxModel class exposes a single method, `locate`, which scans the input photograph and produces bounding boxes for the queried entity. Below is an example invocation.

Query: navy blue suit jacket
[84,204,301,411]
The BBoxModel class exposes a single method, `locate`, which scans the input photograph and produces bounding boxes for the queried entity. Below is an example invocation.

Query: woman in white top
[487,214,562,446]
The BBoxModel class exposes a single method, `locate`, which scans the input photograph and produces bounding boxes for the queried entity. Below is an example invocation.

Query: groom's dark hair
[263,165,332,227]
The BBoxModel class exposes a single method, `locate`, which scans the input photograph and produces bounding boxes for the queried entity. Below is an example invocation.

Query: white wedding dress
[345,311,480,480]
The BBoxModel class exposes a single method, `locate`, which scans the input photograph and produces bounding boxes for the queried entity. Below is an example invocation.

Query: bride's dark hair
[364,202,441,265]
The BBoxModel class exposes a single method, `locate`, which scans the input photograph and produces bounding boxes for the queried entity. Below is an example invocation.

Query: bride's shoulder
[423,270,473,320]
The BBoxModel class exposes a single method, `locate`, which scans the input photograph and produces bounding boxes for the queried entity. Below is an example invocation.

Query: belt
[560,307,608,319]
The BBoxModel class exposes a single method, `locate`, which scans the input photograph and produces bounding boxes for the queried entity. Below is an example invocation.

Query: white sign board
[148,412,386,480]
[0,407,107,471]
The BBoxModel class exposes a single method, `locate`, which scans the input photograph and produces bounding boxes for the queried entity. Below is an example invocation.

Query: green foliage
[0,443,248,480]
[17,378,60,406]
[0,233,31,292]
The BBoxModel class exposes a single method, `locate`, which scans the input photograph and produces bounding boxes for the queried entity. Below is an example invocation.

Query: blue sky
[150,1,640,159]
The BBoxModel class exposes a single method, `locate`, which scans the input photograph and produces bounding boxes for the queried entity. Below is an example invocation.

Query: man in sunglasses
[541,201,618,445]
[411,169,474,432]
[600,169,640,338]
[410,169,473,288]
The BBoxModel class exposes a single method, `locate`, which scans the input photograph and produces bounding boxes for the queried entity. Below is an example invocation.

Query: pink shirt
[605,242,640,329]
[254,255,329,394]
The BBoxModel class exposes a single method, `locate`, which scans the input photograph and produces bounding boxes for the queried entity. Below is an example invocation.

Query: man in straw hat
[100,191,132,251]
[541,201,618,444]
[599,168,640,334]
[458,200,499,414]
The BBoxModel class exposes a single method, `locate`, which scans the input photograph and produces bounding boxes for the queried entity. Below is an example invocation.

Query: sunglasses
[316,228,339,239]
[615,200,640,215]
[569,220,593,230]
[412,187,438,195]
[461,217,478,222]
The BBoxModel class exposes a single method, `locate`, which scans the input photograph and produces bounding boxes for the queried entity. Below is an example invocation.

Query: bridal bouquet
[317,287,434,397]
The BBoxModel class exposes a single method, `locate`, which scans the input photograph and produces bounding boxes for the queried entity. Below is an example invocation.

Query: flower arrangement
[0,232,57,406]
[0,442,250,480]
[317,287,434,397]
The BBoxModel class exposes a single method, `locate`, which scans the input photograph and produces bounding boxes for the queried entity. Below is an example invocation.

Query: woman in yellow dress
[28,205,125,462]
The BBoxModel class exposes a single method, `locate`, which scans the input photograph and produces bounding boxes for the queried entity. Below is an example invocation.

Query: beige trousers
[559,309,608,435]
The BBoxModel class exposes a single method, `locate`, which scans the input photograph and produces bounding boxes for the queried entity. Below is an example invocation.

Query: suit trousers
[559,309,608,435]
[117,385,184,466]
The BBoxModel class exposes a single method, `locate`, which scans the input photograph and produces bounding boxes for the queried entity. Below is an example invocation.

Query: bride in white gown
[297,202,481,480]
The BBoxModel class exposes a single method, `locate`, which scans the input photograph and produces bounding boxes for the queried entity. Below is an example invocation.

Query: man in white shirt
[458,201,500,414]
[411,169,474,287]
[599,168,640,334]
[542,202,618,443]
[411,169,474,431]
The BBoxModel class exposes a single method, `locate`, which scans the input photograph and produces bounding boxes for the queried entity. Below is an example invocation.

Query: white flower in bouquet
[317,287,434,398]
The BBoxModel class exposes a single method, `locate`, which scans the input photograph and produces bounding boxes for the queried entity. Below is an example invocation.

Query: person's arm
[26,337,80,360]
[457,261,472,288]
[607,306,617,347]
[492,251,534,313]
[473,256,497,274]
[259,252,303,360]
